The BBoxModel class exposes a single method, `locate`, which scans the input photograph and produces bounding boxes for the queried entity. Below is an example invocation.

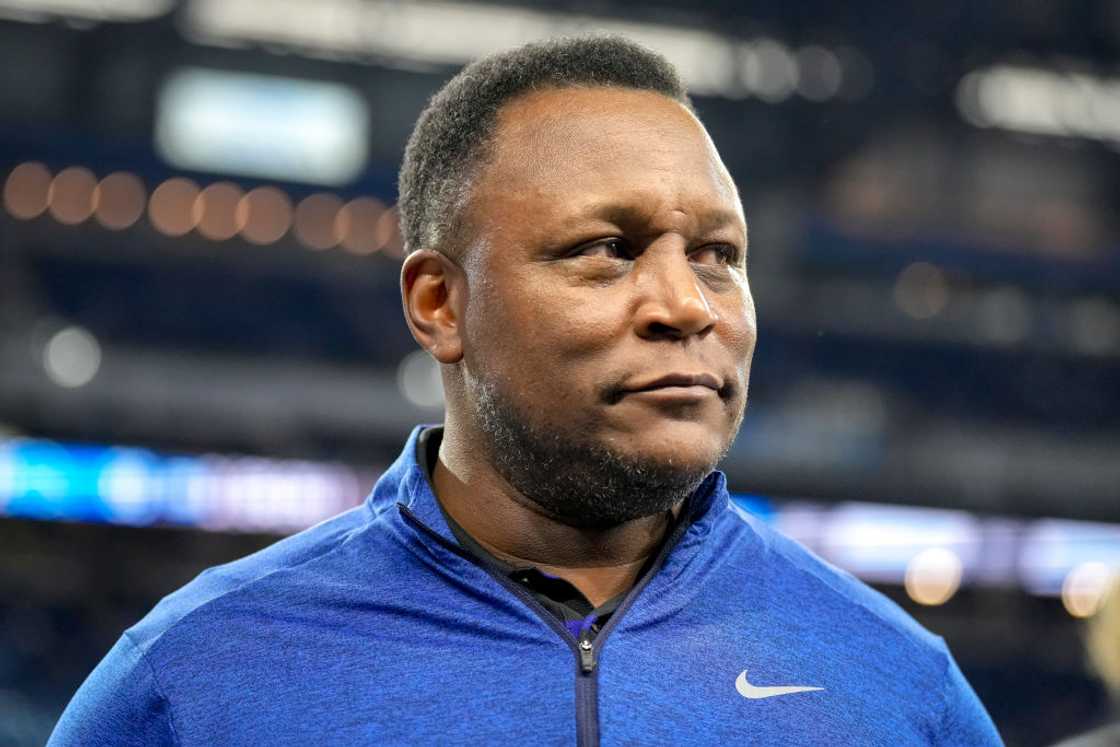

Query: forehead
[474,86,742,227]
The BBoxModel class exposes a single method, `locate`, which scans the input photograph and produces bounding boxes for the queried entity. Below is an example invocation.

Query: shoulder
[50,505,385,745]
[717,502,949,659]
[126,504,373,657]
[714,503,1001,741]
[49,632,179,746]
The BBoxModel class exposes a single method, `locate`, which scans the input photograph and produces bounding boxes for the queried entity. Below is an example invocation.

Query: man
[50,36,1002,745]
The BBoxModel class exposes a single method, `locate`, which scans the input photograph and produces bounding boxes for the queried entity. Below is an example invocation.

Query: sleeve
[47,633,178,746]
[935,651,1004,746]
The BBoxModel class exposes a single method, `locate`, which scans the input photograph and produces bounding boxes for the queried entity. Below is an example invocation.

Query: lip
[624,385,718,405]
[625,372,723,393]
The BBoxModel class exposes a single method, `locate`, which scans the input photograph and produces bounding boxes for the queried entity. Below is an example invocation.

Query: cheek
[464,271,620,385]
[492,265,622,340]
[719,276,757,342]
[717,283,758,383]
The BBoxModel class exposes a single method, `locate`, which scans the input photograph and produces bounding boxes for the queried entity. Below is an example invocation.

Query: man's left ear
[400,249,465,364]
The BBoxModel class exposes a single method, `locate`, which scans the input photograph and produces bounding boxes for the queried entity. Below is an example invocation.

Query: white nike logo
[735,670,824,700]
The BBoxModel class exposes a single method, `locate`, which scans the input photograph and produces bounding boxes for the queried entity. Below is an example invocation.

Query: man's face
[455,86,756,522]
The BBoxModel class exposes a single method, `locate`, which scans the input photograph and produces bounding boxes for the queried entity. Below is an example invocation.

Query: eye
[690,244,740,265]
[575,238,631,260]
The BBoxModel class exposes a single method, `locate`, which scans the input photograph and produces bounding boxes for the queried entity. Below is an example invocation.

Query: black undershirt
[416,426,682,639]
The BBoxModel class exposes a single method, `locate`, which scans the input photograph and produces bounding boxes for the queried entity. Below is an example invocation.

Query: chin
[610,421,729,474]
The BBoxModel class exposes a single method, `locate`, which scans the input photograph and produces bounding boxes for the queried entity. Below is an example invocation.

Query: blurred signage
[155,68,369,186]
[2,438,1117,601]
[0,438,368,533]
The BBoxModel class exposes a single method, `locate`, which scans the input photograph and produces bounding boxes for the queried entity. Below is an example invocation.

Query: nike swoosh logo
[735,670,824,700]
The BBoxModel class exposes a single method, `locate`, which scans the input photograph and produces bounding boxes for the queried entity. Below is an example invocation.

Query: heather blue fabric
[50,426,1002,745]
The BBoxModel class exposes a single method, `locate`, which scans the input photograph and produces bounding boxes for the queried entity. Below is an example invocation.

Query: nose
[634,252,718,340]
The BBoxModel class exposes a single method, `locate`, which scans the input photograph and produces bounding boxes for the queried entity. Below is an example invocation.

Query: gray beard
[471,378,719,528]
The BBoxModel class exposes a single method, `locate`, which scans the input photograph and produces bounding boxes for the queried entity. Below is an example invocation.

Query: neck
[432,420,681,606]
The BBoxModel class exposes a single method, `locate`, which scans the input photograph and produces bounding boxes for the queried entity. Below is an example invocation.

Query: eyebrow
[567,200,746,238]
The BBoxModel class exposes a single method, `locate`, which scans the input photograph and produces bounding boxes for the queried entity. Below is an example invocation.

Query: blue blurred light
[0,439,365,533]
[1,438,1117,598]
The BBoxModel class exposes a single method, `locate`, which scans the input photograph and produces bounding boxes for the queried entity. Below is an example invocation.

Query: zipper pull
[578,637,595,673]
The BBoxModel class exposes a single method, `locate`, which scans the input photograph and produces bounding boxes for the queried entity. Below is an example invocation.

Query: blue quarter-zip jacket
[50,426,1002,745]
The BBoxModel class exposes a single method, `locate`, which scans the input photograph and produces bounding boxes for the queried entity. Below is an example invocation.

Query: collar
[365,425,731,577]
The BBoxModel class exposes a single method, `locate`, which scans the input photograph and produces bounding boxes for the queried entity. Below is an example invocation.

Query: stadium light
[0,0,172,22]
[183,0,856,103]
[957,63,1120,146]
[155,68,369,186]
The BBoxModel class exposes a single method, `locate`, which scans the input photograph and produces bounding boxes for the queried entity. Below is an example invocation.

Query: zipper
[578,637,595,673]
[577,633,598,747]
[398,501,696,747]
[566,505,696,747]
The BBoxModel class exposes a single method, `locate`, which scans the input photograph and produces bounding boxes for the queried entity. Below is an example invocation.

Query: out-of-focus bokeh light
[236,186,292,245]
[156,67,369,186]
[92,171,146,230]
[835,46,875,100]
[1067,297,1120,357]
[956,64,1120,145]
[47,166,97,225]
[1062,561,1116,618]
[294,193,343,251]
[148,177,201,237]
[0,0,175,22]
[3,162,52,220]
[335,196,385,255]
[904,547,964,606]
[893,262,949,320]
[375,205,404,258]
[185,1,850,104]
[397,350,444,409]
[796,46,843,101]
[976,286,1030,346]
[43,326,102,389]
[192,181,244,241]
[5,162,410,262]
[743,39,799,103]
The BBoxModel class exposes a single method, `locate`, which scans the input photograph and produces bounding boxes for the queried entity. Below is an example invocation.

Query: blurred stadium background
[0,0,1118,744]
